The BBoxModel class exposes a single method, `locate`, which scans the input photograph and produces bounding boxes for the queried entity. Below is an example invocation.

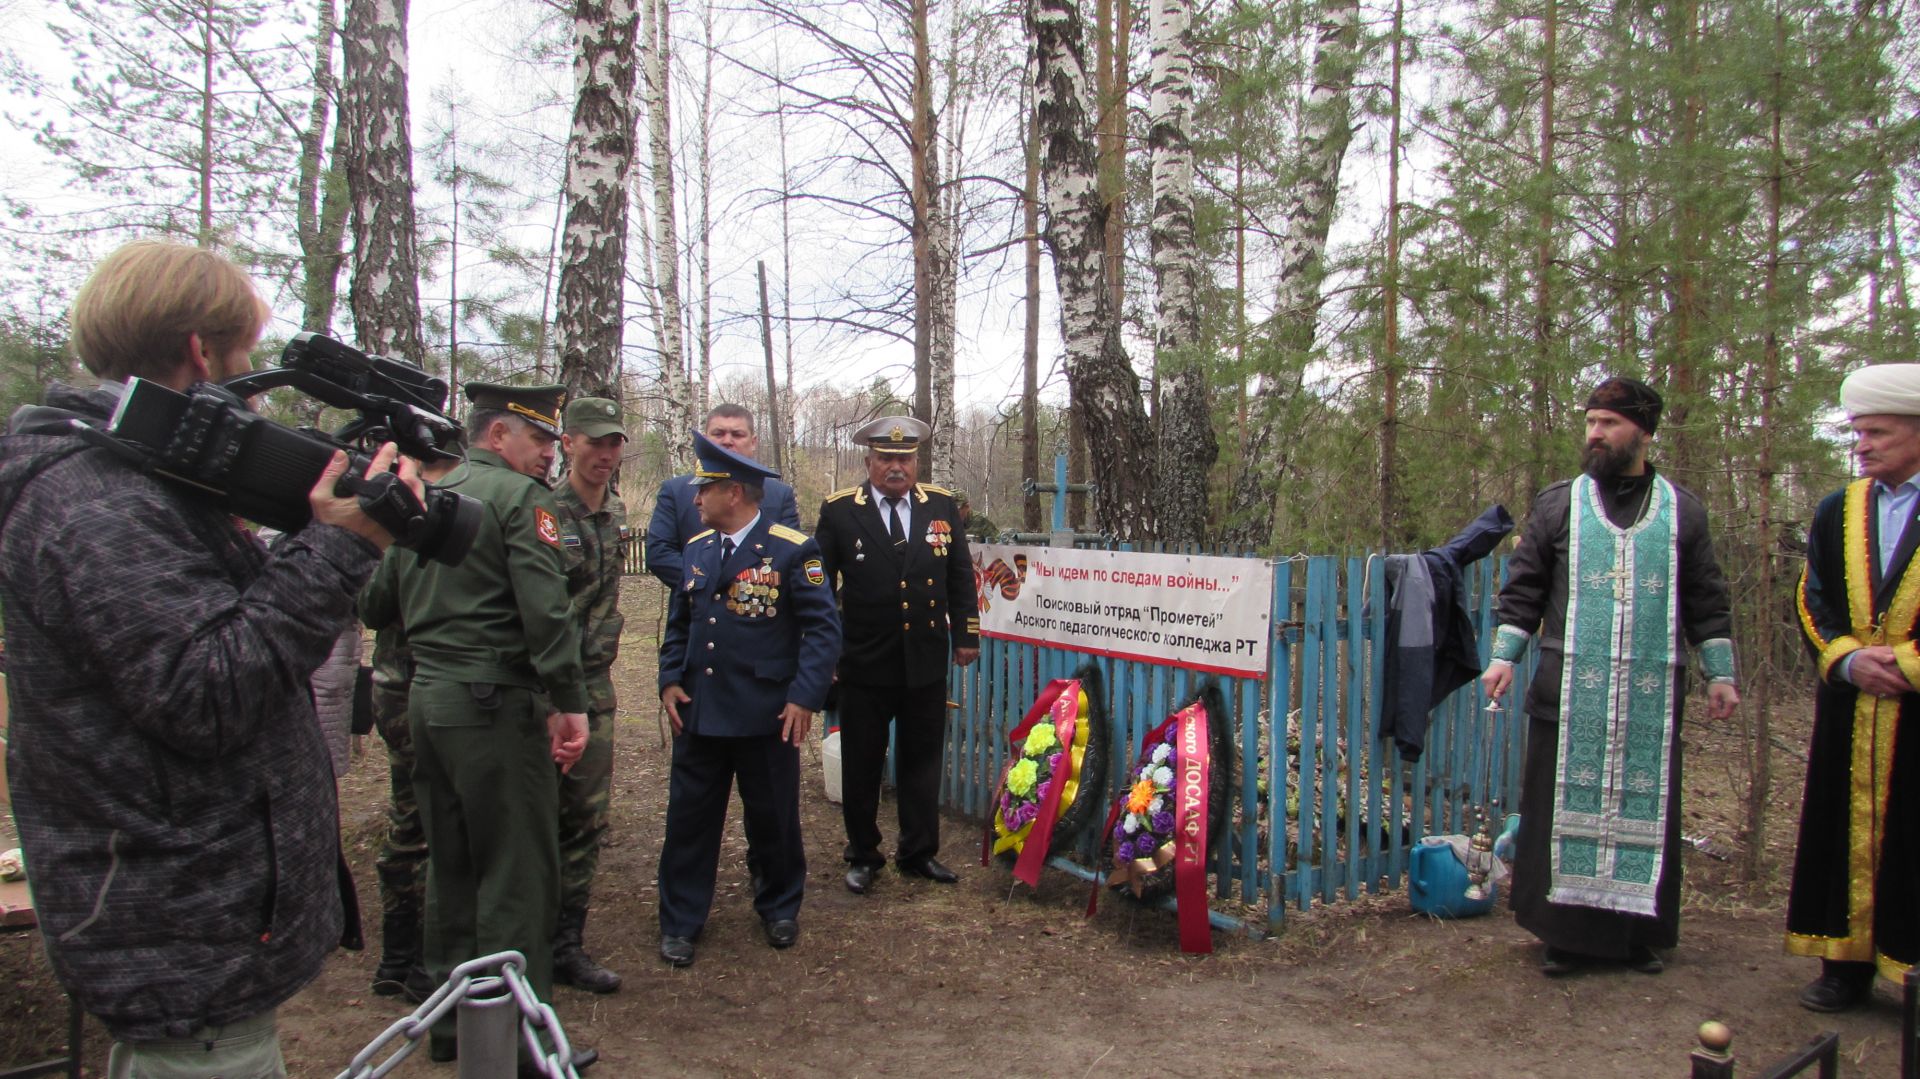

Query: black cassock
[1493,468,1733,959]
[1788,480,1920,978]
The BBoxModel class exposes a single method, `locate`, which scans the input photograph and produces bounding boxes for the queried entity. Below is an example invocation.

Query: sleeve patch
[804,559,826,586]
[535,506,562,548]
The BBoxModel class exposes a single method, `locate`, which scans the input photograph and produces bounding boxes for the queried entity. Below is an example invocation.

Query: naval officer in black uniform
[814,415,980,895]
[656,433,840,966]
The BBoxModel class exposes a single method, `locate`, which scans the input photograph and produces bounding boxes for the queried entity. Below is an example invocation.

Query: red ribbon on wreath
[980,678,1082,887]
[1088,698,1214,955]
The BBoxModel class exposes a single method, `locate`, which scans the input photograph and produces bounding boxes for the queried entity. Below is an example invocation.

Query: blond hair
[69,240,266,382]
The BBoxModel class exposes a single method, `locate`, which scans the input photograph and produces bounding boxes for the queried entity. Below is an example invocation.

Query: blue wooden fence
[944,552,1533,934]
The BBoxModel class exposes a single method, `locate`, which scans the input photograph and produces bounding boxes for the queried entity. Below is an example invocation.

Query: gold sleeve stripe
[1843,479,1873,632]
[1819,636,1865,683]
[1894,642,1920,692]
[1796,563,1831,651]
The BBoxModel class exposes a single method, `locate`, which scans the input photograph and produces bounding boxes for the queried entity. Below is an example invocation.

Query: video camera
[93,332,481,565]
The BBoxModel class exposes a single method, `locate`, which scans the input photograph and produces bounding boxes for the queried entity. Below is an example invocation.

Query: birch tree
[1029,0,1156,539]
[341,0,426,362]
[1146,0,1213,545]
[641,0,693,467]
[1221,0,1361,548]
[553,0,640,403]
[296,0,349,334]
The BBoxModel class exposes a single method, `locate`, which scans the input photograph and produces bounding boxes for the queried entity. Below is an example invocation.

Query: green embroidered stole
[1551,473,1680,915]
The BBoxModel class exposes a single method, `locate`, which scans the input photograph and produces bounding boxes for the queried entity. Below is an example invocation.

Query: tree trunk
[1146,0,1212,546]
[341,0,426,362]
[1029,0,1156,540]
[1222,0,1360,547]
[1022,62,1042,532]
[1380,0,1404,549]
[554,0,639,404]
[297,0,347,334]
[696,0,714,417]
[1529,0,1557,502]
[911,0,937,473]
[641,0,692,468]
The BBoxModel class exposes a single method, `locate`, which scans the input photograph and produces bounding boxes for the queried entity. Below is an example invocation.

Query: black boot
[373,907,434,1003]
[552,906,622,994]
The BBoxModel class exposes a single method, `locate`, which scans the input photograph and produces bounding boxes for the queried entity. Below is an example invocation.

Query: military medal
[927,519,952,557]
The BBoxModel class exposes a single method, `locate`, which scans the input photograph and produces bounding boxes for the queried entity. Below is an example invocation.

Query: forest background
[0,0,1916,880]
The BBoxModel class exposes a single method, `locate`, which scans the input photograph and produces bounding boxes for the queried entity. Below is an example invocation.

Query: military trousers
[557,670,616,915]
[838,678,947,868]
[410,678,560,1009]
[373,683,426,917]
[657,730,804,937]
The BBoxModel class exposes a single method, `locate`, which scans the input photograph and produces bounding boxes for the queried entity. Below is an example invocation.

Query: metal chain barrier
[336,951,581,1079]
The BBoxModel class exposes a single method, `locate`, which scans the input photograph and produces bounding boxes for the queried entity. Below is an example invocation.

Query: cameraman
[0,240,420,1077]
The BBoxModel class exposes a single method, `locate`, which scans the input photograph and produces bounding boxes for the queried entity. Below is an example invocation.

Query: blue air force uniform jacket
[658,514,841,736]
[646,475,799,590]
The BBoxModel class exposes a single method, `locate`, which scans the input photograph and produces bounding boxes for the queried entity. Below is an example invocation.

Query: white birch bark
[641,0,692,469]
[1146,0,1213,545]
[554,0,640,404]
[342,0,426,363]
[556,0,645,401]
[1028,0,1156,540]
[1222,0,1360,547]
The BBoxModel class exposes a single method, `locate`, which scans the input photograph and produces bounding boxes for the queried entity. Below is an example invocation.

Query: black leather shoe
[845,864,877,894]
[899,857,959,883]
[521,1047,597,1077]
[763,919,799,949]
[658,935,695,967]
[1540,947,1585,976]
[1799,972,1872,1012]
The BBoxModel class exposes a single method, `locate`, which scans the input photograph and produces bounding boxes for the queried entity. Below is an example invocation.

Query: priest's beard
[1582,434,1647,480]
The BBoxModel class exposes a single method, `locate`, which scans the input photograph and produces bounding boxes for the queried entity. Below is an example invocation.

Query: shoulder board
[768,523,808,544]
[825,486,861,503]
[916,483,952,497]
[688,528,716,542]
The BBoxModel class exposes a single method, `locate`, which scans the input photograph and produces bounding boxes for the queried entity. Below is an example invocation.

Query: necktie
[721,536,735,563]
[886,497,905,544]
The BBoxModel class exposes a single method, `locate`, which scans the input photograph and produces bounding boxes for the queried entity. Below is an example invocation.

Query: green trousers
[410,678,559,1007]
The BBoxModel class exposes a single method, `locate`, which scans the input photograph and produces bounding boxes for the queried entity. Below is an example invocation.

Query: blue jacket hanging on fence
[1380,504,1514,762]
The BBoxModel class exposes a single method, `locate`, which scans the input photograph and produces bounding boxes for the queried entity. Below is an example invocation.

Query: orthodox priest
[1481,377,1740,976]
[1787,363,1920,1012]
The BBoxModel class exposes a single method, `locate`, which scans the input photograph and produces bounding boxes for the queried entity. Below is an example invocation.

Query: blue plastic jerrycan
[1409,814,1521,919]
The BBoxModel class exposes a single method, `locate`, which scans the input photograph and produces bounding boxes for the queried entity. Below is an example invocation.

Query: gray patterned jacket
[0,384,381,1040]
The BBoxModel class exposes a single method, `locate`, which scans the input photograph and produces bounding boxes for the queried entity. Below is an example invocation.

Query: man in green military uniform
[367,450,463,1004]
[360,383,595,1074]
[550,396,629,993]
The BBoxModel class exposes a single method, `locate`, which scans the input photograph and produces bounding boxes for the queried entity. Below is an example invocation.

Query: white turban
[1841,363,1920,418]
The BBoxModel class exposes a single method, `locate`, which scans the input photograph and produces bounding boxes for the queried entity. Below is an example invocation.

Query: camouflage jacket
[555,480,626,674]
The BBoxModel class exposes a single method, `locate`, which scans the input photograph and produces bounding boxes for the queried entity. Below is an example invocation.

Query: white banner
[971,544,1274,678]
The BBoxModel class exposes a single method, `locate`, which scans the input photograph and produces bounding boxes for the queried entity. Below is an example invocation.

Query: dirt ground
[4,576,1915,1077]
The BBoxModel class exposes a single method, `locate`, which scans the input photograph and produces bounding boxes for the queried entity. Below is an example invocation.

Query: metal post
[1052,453,1068,532]
[1690,1021,1735,1079]
[457,976,519,1079]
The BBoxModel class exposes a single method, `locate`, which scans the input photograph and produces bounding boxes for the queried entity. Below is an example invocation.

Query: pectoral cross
[1584,556,1633,602]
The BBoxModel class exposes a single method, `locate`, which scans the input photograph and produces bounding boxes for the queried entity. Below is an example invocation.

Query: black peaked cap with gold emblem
[465,381,566,439]
[689,429,780,488]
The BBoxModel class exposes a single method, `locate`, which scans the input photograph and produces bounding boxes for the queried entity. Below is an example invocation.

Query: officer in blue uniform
[655,432,840,967]
[645,404,799,589]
